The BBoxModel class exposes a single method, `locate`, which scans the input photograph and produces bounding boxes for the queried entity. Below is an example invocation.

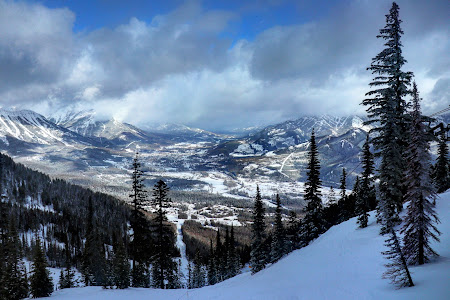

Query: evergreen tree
[300,129,326,245]
[250,186,266,274]
[355,175,369,228]
[214,229,224,282]
[151,179,177,289]
[82,197,107,286]
[360,134,377,210]
[207,239,217,285]
[187,261,193,289]
[30,237,54,298]
[362,2,413,234]
[337,168,350,223]
[327,186,337,205]
[270,194,285,263]
[3,217,29,300]
[128,152,151,287]
[192,252,206,288]
[229,225,240,277]
[339,168,347,202]
[132,263,149,288]
[113,237,130,289]
[401,83,440,265]
[432,130,449,193]
[285,211,299,252]
[59,265,76,289]
[382,229,414,288]
[59,269,66,290]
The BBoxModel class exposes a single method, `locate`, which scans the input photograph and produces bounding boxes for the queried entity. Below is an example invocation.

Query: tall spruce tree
[270,194,285,263]
[433,130,449,193]
[362,2,413,234]
[250,186,266,274]
[401,82,440,265]
[151,179,178,289]
[300,129,326,245]
[30,237,54,298]
[382,229,414,288]
[129,152,150,287]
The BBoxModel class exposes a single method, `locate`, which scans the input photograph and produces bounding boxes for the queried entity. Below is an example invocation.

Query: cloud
[0,0,448,131]
[0,0,76,101]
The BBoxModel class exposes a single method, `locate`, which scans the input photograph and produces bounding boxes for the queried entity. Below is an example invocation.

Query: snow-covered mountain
[51,109,161,145]
[0,108,93,148]
[52,110,224,144]
[143,123,228,142]
[209,115,372,186]
[214,115,370,156]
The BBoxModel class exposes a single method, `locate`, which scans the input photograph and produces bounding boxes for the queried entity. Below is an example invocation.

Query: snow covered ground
[39,191,450,300]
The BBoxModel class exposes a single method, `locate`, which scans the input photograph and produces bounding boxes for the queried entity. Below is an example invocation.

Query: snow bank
[41,191,450,300]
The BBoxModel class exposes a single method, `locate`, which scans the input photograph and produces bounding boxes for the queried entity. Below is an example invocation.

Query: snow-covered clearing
[39,191,450,300]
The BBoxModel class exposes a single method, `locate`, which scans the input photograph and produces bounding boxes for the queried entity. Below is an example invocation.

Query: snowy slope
[0,108,91,146]
[42,191,450,300]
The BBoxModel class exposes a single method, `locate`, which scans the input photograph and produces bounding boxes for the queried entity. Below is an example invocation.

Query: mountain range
[0,107,448,203]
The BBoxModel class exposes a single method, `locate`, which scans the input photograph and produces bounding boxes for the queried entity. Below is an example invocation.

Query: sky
[0,0,448,131]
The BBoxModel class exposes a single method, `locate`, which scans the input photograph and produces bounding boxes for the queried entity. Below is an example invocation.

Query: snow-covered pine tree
[432,130,450,193]
[300,129,326,245]
[250,186,266,274]
[362,2,413,234]
[30,237,54,298]
[401,82,441,265]
[270,194,285,263]
[382,229,414,288]
[151,179,178,289]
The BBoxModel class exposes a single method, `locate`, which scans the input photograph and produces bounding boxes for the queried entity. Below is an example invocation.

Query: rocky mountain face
[0,109,96,153]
